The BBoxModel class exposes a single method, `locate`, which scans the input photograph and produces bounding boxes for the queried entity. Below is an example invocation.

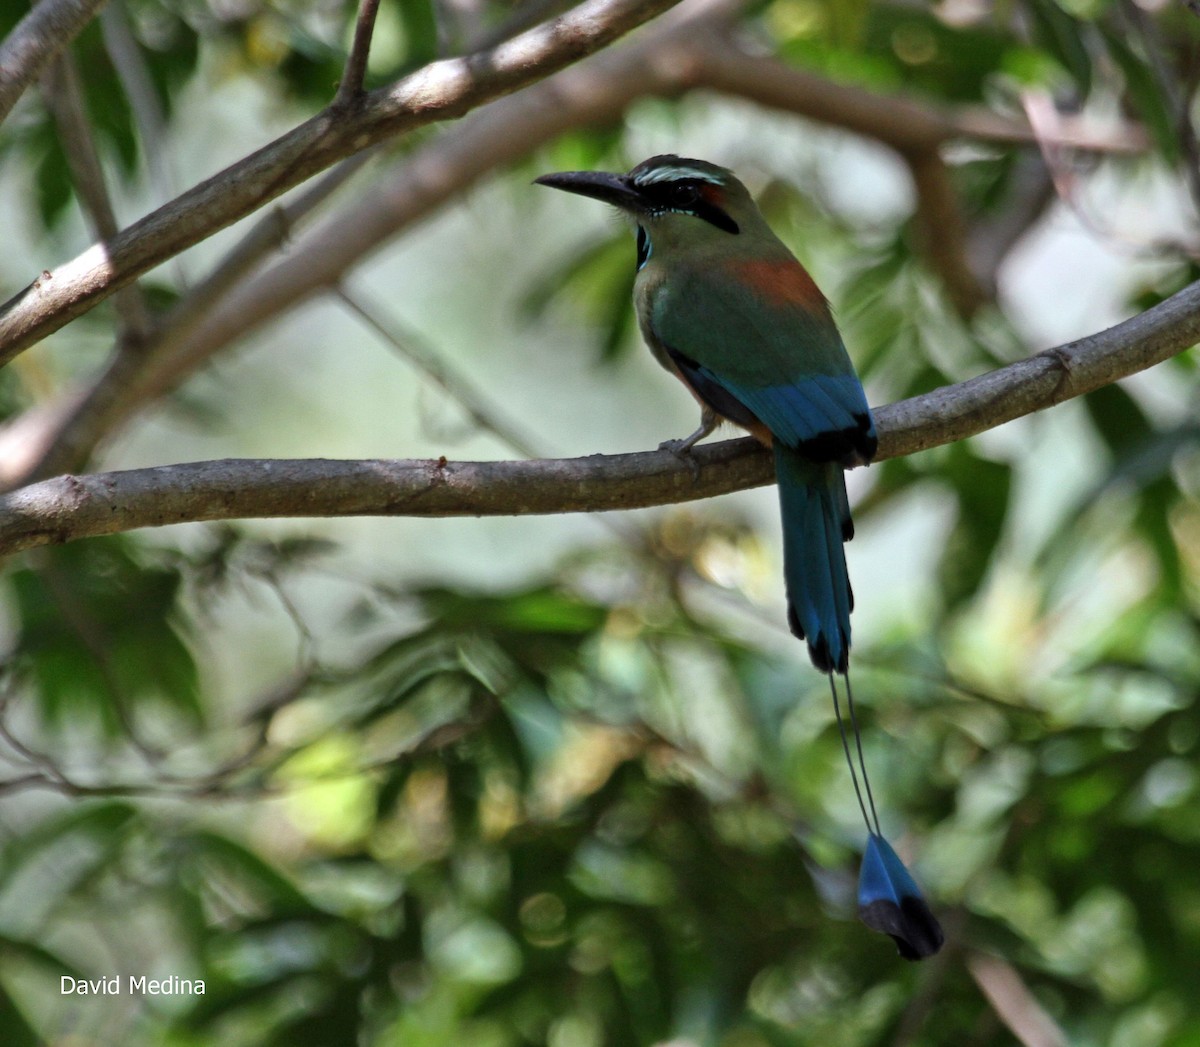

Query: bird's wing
[650,256,876,461]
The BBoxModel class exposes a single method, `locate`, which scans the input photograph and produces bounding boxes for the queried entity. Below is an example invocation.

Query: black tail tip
[786,608,849,673]
[858,834,945,960]
[859,896,946,960]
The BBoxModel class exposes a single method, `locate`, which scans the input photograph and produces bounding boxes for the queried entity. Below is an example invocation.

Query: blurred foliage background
[1,0,1199,1044]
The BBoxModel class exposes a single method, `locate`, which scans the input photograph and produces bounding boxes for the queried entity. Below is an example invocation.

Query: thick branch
[0,3,1153,487]
[0,0,110,125]
[0,279,1195,556]
[118,9,713,410]
[689,42,1148,156]
[0,0,682,365]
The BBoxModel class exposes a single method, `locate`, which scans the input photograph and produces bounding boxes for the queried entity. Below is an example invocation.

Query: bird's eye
[670,183,699,207]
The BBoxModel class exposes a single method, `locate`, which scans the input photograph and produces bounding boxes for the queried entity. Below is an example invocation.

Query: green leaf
[419,586,607,636]
[0,803,138,917]
[397,0,438,69]
[937,442,1013,610]
[180,831,314,916]
[0,985,41,1047]
[522,234,638,364]
[0,933,83,981]
[1082,383,1152,455]
[1098,24,1179,162]
[8,537,200,735]
[1024,0,1093,94]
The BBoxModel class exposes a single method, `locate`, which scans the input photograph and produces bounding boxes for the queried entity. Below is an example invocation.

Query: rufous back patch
[729,257,828,311]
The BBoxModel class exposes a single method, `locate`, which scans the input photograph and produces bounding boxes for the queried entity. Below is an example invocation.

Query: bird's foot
[659,435,703,481]
[659,409,718,481]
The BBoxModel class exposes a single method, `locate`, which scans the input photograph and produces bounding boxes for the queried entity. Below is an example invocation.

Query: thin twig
[0,0,112,125]
[35,553,166,760]
[1118,0,1200,222]
[40,52,150,341]
[0,676,71,786]
[335,282,648,547]
[335,0,384,108]
[334,284,547,460]
[99,2,181,281]
[171,151,377,332]
[1022,89,1200,259]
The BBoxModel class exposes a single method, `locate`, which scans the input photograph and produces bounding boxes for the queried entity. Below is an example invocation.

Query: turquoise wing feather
[648,255,877,461]
[646,255,874,671]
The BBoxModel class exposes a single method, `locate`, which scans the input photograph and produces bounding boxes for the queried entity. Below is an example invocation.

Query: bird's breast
[633,263,674,372]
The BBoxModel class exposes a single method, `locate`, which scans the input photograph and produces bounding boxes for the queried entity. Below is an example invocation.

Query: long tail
[773,444,853,673]
[775,444,943,960]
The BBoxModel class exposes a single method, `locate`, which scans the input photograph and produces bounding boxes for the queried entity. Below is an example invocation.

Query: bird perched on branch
[537,154,943,960]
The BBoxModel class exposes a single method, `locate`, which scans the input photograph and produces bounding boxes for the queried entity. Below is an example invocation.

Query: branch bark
[0,0,725,487]
[0,0,110,125]
[966,951,1067,1047]
[0,0,683,366]
[334,0,384,107]
[1,278,1196,556]
[41,50,151,342]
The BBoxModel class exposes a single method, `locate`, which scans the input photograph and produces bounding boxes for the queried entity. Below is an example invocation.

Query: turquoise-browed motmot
[537,155,943,960]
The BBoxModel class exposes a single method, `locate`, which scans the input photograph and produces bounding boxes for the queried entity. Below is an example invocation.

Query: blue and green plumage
[536,155,942,959]
[634,186,876,672]
[859,834,946,961]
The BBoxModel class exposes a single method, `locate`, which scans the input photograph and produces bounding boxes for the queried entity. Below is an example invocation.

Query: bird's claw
[659,437,702,481]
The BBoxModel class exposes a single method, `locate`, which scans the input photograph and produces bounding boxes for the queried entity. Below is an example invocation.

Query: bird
[536,155,944,960]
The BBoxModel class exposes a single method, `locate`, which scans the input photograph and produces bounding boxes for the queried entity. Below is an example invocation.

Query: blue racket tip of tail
[857,833,945,961]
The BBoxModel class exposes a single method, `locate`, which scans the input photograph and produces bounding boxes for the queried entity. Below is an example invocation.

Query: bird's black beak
[534,171,644,211]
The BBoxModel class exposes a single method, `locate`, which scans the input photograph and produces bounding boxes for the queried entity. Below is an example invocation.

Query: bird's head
[536,155,770,259]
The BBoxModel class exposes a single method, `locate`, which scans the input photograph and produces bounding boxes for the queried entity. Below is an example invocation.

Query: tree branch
[688,40,1149,156]
[333,284,547,459]
[0,0,1153,487]
[905,149,988,319]
[0,153,380,487]
[0,0,684,366]
[688,40,1146,319]
[334,0,384,107]
[1117,0,1200,223]
[1,279,1195,555]
[41,51,151,342]
[0,0,110,126]
[99,2,179,245]
[0,0,724,489]
[122,29,1149,390]
[966,951,1067,1047]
